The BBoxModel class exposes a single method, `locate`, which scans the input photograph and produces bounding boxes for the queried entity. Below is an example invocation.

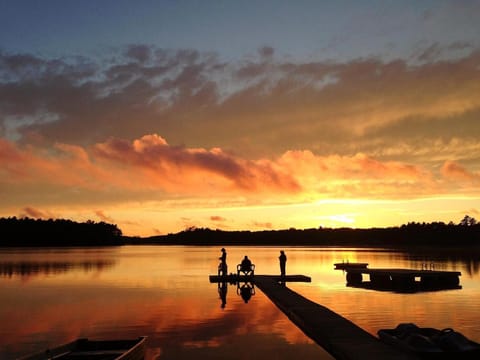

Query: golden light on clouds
[1,45,480,236]
[1,131,480,236]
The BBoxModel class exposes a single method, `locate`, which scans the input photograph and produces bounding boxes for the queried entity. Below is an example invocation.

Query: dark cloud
[258,46,274,58]
[1,45,480,171]
[124,44,152,63]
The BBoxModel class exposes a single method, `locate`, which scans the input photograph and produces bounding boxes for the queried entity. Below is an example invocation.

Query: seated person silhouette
[237,255,255,276]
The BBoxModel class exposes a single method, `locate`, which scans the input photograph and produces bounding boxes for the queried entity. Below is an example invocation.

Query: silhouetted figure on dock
[279,250,287,277]
[218,248,227,276]
[241,255,251,268]
[237,255,254,276]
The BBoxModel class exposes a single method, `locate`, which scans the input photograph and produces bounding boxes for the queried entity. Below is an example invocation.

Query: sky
[1,0,480,237]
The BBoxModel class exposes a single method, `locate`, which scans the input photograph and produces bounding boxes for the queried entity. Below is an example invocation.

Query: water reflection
[237,281,256,303]
[218,282,227,308]
[3,246,480,360]
[0,260,115,278]
[216,281,256,307]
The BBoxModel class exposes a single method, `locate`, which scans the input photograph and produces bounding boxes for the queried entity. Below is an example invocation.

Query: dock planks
[254,276,419,360]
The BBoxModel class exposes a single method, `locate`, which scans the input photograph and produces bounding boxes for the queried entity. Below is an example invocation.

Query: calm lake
[1,245,480,359]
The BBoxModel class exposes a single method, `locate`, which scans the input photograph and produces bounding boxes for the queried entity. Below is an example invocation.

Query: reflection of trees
[464,260,480,276]
[0,260,115,278]
[403,252,480,276]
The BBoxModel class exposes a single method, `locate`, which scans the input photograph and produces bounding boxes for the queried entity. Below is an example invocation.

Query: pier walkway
[253,276,419,360]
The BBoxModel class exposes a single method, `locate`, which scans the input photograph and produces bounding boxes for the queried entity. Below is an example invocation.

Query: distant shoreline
[125,225,480,250]
[2,217,480,250]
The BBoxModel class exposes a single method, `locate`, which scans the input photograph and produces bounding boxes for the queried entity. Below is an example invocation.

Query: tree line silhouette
[139,215,480,248]
[1,215,479,248]
[0,217,123,246]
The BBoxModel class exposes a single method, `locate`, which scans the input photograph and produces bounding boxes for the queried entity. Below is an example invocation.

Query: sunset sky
[1,1,480,236]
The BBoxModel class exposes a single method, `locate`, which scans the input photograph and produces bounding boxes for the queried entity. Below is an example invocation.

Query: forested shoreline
[1,216,480,248]
[137,218,480,248]
[0,217,124,246]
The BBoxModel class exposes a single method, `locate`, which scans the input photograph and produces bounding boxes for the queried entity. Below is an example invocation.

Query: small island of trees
[0,217,123,247]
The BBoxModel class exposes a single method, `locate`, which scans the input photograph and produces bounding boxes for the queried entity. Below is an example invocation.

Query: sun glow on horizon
[4,195,472,237]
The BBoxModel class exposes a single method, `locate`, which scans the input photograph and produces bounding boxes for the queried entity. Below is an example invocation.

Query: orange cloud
[93,134,301,194]
[210,216,227,222]
[278,150,434,199]
[1,133,480,219]
[253,221,273,229]
[95,210,115,223]
[441,160,479,183]
[19,206,56,219]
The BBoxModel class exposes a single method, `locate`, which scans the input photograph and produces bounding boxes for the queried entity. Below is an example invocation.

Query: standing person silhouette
[218,248,227,276]
[279,250,287,277]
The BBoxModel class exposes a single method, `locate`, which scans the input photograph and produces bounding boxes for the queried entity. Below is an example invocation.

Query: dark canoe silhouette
[378,323,480,359]
[18,336,147,360]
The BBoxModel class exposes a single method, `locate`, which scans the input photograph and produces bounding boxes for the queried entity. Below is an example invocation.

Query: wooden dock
[337,264,461,289]
[253,276,419,360]
[209,274,311,283]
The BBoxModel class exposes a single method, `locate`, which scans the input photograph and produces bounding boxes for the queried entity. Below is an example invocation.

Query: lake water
[1,245,480,359]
